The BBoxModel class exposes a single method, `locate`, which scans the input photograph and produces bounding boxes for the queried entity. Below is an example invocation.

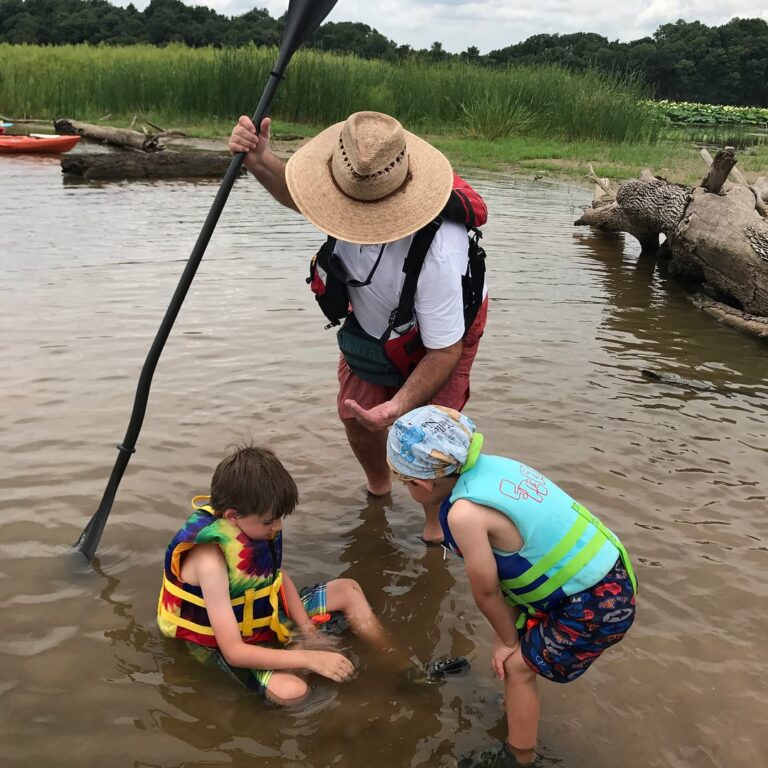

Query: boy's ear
[222,508,239,523]
[410,478,434,492]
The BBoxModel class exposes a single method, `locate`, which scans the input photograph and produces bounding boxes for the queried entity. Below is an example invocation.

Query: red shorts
[337,297,488,420]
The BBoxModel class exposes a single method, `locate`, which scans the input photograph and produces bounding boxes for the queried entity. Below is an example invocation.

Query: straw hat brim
[285,121,454,245]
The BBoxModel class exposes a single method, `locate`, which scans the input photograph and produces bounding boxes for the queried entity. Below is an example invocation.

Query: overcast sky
[117,1,768,53]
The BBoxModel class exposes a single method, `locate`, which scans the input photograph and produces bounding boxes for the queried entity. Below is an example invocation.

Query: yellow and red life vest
[157,497,291,648]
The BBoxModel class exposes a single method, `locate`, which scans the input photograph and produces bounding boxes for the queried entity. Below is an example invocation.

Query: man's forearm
[244,150,298,212]
[391,342,462,416]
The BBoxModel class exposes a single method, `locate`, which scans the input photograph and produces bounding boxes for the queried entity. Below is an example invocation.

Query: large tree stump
[575,148,768,337]
[61,151,240,180]
[701,146,737,193]
[669,185,768,312]
[574,167,665,251]
[54,118,164,152]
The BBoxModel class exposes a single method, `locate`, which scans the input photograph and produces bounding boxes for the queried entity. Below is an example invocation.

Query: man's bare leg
[341,418,442,542]
[421,499,444,544]
[342,417,391,496]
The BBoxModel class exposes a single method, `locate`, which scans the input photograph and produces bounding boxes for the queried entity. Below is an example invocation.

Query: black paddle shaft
[76,0,338,561]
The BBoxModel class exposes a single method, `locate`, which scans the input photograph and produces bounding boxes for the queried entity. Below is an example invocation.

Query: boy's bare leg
[503,652,540,765]
[326,578,391,650]
[341,418,391,496]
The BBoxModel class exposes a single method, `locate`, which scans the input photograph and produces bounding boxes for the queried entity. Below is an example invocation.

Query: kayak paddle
[75,0,339,561]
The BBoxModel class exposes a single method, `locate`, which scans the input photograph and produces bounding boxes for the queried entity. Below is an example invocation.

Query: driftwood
[701,147,737,193]
[688,293,768,338]
[54,118,164,152]
[61,151,240,180]
[700,148,768,217]
[0,114,48,124]
[575,148,768,338]
[574,166,676,252]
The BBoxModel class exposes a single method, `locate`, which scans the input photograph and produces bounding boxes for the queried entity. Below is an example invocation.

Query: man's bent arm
[230,116,298,212]
[244,149,299,212]
[390,340,462,415]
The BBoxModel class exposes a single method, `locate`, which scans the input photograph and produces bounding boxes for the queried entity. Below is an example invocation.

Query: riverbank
[159,116,768,185]
[96,121,768,187]
[10,114,768,186]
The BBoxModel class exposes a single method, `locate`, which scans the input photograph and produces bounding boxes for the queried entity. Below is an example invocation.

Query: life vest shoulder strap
[382,216,443,342]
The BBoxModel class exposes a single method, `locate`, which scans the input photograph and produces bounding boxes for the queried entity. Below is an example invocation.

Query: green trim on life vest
[499,503,637,612]
[460,432,484,474]
[502,515,590,591]
[512,530,607,605]
[571,501,637,594]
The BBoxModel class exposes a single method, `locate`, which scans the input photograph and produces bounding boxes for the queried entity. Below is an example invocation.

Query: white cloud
[114,0,768,53]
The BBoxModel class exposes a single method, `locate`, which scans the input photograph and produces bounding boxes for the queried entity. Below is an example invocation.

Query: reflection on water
[664,125,768,149]
[1,156,766,768]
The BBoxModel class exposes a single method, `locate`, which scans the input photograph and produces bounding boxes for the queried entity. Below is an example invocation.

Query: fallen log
[0,114,47,124]
[54,118,163,152]
[574,166,663,251]
[575,147,768,337]
[689,293,768,339]
[669,183,768,310]
[61,151,242,180]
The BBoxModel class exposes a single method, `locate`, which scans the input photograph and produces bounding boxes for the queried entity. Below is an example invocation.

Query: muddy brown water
[1,153,767,768]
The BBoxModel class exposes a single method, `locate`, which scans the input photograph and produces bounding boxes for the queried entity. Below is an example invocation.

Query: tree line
[1,0,767,106]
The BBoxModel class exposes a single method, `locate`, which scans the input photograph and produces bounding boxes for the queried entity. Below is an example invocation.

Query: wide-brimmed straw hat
[285,111,453,244]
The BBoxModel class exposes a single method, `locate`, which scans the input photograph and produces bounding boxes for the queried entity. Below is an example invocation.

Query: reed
[0,43,658,142]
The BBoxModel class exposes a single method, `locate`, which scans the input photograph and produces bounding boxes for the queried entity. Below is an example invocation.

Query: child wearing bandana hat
[387,405,637,767]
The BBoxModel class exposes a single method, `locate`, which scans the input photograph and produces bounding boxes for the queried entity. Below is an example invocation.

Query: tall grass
[0,44,660,142]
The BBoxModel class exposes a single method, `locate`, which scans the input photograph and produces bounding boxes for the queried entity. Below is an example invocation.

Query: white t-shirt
[333,220,470,349]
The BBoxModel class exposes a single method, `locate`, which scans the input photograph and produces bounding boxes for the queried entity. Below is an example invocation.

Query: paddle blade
[276,0,339,70]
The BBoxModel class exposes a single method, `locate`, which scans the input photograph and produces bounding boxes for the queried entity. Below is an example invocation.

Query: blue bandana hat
[387,405,482,479]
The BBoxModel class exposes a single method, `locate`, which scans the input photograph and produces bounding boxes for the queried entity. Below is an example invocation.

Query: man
[229,111,488,543]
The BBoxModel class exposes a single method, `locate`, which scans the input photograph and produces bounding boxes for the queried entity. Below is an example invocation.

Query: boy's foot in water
[424,655,470,680]
[399,656,471,686]
[457,741,543,768]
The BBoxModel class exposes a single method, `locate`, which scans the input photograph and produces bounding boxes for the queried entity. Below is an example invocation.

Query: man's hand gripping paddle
[75,0,339,562]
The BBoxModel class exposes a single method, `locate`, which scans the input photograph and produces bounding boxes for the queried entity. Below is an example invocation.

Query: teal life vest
[441,455,637,625]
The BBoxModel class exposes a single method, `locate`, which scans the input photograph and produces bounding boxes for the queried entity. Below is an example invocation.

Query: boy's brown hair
[210,444,298,519]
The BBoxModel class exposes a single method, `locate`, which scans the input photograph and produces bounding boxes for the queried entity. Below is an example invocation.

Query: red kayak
[0,134,81,154]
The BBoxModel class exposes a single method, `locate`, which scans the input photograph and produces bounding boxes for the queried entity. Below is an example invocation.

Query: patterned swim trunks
[187,582,329,696]
[519,558,636,684]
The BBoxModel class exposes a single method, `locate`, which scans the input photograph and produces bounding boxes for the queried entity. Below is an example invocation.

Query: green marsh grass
[0,43,658,143]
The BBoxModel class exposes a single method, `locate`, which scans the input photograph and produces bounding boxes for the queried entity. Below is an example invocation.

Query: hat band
[331,136,409,202]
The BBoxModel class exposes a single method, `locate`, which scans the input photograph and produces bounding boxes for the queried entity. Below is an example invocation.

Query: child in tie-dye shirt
[158,444,388,704]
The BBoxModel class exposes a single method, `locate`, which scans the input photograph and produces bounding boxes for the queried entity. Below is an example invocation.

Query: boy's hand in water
[492,633,519,680]
[295,622,341,652]
[304,650,355,682]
